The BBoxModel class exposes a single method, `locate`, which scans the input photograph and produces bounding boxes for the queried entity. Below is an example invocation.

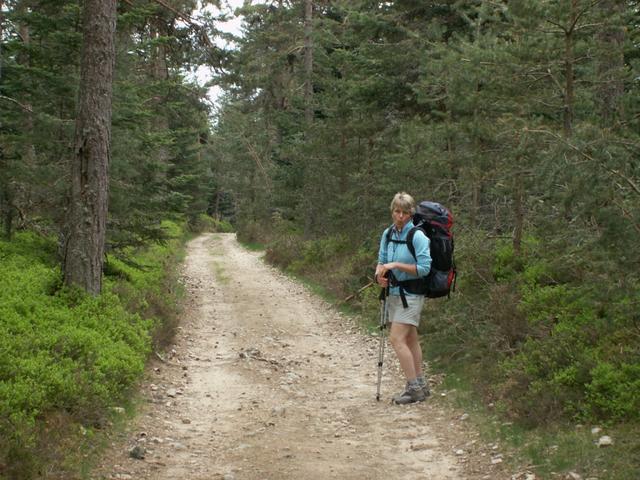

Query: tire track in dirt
[91,233,511,480]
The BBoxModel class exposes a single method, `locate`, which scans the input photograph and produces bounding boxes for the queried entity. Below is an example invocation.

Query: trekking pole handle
[378,270,391,301]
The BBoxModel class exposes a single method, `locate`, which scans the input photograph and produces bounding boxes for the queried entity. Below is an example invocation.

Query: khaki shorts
[387,294,425,327]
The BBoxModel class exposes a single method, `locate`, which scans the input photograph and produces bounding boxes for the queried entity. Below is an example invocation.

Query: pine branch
[614,200,640,235]
[544,20,568,34]
[0,95,33,113]
[152,0,196,25]
[574,22,604,32]
[610,169,640,197]
[572,0,605,31]
[546,68,565,93]
[147,0,213,47]
[527,128,640,197]
[544,0,604,34]
[243,138,270,181]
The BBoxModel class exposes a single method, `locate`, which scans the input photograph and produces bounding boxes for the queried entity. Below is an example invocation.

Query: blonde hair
[390,192,415,214]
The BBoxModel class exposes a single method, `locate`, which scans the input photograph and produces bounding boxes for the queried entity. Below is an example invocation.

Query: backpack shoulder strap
[406,226,418,260]
[387,225,423,260]
[385,225,393,245]
[386,225,409,245]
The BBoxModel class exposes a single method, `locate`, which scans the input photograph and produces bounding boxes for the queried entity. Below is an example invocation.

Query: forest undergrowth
[0,218,229,480]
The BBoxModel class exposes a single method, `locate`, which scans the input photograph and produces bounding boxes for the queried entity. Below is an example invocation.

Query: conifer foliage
[0,0,218,258]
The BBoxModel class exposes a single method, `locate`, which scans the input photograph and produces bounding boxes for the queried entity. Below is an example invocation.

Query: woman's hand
[375,265,388,287]
[375,263,397,287]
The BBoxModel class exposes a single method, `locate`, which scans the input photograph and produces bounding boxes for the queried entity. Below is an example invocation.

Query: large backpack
[385,201,456,300]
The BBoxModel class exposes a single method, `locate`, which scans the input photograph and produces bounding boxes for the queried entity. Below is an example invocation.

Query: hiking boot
[392,383,426,405]
[418,379,431,398]
[414,376,431,398]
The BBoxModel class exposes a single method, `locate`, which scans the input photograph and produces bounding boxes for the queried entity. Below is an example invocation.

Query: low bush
[0,222,186,479]
[425,233,640,426]
[188,214,234,233]
[261,227,377,305]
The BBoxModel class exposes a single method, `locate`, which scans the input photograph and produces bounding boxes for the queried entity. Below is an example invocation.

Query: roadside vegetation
[237,218,640,480]
[0,220,210,479]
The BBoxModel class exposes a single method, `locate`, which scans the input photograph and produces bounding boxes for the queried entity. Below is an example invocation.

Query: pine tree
[63,0,117,294]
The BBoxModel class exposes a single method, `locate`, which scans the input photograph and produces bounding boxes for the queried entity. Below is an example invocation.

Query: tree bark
[63,0,117,295]
[0,147,12,240]
[302,0,315,238]
[18,4,36,225]
[513,170,524,257]
[563,1,577,138]
[0,0,3,79]
[0,1,6,239]
[0,2,12,238]
[303,0,313,127]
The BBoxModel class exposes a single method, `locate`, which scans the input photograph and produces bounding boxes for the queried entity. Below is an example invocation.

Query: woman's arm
[412,230,432,277]
[379,261,418,276]
[376,228,390,286]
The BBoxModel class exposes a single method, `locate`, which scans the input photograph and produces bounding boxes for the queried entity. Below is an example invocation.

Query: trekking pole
[375,283,390,401]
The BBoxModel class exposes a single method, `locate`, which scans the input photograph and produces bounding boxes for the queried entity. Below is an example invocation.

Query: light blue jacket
[378,221,432,296]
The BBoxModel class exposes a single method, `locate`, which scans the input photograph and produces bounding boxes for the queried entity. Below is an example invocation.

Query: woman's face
[392,207,412,229]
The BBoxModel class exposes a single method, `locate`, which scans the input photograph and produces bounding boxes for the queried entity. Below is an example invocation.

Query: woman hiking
[374,192,432,404]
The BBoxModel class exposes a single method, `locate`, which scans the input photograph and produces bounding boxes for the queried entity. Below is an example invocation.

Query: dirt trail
[92,233,511,480]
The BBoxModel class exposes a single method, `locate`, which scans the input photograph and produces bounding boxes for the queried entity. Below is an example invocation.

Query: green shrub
[236,219,265,245]
[587,362,640,421]
[188,214,234,233]
[265,233,304,270]
[264,231,378,304]
[213,218,234,233]
[288,235,350,274]
[0,225,185,479]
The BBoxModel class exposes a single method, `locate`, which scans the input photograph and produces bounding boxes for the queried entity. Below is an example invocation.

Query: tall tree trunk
[303,0,313,127]
[151,20,170,178]
[302,0,315,238]
[563,2,577,138]
[513,170,524,257]
[63,0,116,295]
[0,147,12,240]
[0,0,3,79]
[1,194,13,241]
[214,190,221,220]
[596,0,625,124]
[471,175,480,227]
[0,1,6,239]
[18,6,36,224]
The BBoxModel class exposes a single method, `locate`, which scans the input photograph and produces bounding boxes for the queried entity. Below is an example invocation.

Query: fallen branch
[343,281,374,303]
